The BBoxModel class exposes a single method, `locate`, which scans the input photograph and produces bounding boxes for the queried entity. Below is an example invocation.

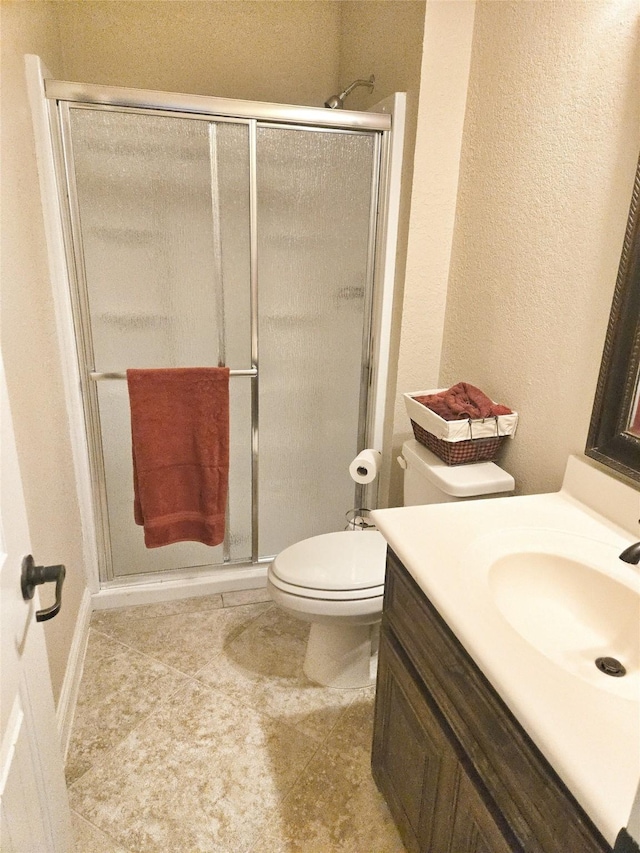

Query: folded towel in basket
[127,367,230,548]
[414,382,512,422]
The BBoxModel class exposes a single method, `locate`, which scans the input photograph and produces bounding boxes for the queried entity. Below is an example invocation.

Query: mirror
[586,154,640,483]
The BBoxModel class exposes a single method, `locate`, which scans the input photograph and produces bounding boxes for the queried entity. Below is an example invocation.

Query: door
[61,106,253,581]
[57,101,380,583]
[256,125,378,555]
[0,358,73,851]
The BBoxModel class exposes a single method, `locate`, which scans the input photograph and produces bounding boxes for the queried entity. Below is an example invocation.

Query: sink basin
[471,529,640,697]
[487,549,640,699]
[490,552,639,685]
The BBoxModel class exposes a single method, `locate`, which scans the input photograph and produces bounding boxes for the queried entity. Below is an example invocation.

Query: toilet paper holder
[345,508,376,531]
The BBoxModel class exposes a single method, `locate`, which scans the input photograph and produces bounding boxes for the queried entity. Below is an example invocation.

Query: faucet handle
[619,542,640,564]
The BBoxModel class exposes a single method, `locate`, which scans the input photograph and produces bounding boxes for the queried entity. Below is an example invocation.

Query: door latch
[21,555,66,622]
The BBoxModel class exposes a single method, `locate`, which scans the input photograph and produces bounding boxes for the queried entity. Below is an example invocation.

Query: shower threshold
[92,558,272,611]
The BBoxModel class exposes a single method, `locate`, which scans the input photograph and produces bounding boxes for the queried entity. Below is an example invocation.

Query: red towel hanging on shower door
[126,367,230,548]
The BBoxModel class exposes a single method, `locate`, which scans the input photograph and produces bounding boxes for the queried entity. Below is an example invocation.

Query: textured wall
[338,1,425,112]
[387,0,477,506]
[0,1,86,704]
[339,1,426,506]
[57,0,341,106]
[439,0,640,496]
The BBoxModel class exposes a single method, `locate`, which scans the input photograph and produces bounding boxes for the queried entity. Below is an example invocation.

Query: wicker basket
[404,389,518,466]
[410,419,508,465]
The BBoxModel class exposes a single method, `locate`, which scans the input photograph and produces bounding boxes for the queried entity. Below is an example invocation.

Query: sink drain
[595,657,626,677]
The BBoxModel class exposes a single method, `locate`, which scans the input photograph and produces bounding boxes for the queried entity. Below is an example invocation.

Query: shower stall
[43,79,398,588]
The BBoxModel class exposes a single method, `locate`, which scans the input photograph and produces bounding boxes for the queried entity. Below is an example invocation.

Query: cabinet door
[373,632,457,853]
[450,769,516,853]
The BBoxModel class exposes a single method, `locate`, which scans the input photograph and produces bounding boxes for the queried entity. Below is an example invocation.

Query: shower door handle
[20,555,66,622]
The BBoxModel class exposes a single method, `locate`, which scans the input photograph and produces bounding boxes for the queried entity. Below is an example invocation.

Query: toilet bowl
[267,440,515,689]
[267,530,386,689]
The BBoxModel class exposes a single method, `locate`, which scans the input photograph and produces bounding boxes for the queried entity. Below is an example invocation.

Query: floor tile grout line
[70,602,280,788]
[74,675,327,853]
[67,674,198,791]
[87,602,274,679]
[71,808,136,853]
[187,603,276,683]
[83,626,197,680]
[221,593,272,608]
[86,625,135,653]
[242,722,332,853]
[243,691,379,853]
[90,595,272,627]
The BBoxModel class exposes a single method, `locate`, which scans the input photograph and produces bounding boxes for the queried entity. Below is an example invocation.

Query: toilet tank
[401,439,515,506]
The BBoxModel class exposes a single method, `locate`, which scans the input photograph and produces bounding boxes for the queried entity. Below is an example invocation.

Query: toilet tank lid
[402,439,515,497]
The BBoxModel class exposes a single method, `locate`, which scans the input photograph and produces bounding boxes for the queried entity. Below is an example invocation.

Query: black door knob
[21,555,66,622]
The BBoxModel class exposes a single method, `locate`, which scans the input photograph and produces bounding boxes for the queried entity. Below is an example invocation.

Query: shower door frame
[43,78,395,589]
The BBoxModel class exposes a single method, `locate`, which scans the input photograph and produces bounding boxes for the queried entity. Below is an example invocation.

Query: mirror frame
[586,154,640,483]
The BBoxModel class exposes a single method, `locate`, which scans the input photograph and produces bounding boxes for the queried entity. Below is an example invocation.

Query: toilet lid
[270,530,387,592]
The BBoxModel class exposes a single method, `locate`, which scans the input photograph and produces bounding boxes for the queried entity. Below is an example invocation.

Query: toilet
[267,439,515,689]
[400,439,515,505]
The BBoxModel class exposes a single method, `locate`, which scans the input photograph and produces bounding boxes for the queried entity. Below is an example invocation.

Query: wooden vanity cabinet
[372,549,612,853]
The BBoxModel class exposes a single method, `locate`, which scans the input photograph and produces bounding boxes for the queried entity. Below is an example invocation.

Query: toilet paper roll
[349,449,382,485]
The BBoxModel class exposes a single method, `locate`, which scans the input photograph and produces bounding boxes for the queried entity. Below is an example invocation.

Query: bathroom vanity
[371,456,640,853]
[373,548,610,852]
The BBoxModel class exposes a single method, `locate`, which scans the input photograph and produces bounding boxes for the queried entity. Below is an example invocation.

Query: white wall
[439,0,640,495]
[387,0,477,506]
[339,1,426,505]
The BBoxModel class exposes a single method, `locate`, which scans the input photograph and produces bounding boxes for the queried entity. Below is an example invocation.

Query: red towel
[415,382,512,421]
[127,367,230,548]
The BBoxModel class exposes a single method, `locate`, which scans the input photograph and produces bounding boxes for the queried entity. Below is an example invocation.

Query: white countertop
[372,488,639,847]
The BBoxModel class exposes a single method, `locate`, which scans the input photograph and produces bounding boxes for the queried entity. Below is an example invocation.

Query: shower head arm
[339,75,375,101]
[324,75,375,109]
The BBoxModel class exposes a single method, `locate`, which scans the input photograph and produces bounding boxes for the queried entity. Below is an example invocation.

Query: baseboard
[56,586,92,761]
[91,563,268,611]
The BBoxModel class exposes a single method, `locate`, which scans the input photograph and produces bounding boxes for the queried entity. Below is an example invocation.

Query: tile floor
[67,588,406,853]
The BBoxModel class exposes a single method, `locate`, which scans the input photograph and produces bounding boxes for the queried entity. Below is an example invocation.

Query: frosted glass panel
[68,108,252,578]
[69,109,251,370]
[65,107,379,579]
[257,127,376,556]
[227,380,253,562]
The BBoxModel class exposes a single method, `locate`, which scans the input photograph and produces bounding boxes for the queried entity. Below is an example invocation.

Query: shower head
[324,75,375,110]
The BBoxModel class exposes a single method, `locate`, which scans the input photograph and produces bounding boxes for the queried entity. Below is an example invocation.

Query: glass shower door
[257,126,378,556]
[66,108,252,579]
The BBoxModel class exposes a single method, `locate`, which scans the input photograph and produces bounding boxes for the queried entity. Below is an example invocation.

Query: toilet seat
[268,572,384,601]
[268,530,387,600]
